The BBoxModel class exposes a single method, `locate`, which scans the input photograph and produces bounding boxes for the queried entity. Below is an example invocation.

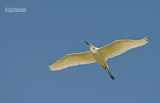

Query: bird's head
[85,41,97,52]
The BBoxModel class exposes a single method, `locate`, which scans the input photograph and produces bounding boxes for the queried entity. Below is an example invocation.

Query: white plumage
[99,37,148,60]
[49,37,148,80]
[49,51,96,71]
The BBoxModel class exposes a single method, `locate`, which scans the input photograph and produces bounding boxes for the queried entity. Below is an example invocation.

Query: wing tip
[49,65,63,71]
[142,37,148,44]
[143,37,148,40]
[48,65,55,71]
[49,67,57,71]
[49,67,54,71]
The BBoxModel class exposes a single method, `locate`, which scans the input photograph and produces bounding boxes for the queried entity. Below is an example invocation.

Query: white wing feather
[49,51,96,71]
[99,37,148,60]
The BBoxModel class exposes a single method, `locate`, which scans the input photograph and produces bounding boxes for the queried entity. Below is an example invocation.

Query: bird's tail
[102,64,115,80]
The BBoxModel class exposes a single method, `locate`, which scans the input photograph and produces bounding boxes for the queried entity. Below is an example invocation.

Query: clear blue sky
[1,0,159,103]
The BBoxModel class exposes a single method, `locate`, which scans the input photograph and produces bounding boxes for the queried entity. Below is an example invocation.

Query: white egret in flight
[49,37,148,80]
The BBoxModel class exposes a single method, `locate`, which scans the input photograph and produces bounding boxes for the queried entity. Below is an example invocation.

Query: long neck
[90,46,98,53]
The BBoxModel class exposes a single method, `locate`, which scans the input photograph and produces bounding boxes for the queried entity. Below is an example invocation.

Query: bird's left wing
[49,51,96,71]
[99,37,148,60]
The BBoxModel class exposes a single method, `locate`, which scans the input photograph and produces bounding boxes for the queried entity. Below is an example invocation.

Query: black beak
[85,41,90,45]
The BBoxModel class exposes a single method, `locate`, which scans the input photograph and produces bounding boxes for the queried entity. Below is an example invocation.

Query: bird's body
[86,44,115,79]
[49,37,148,80]
[90,48,104,65]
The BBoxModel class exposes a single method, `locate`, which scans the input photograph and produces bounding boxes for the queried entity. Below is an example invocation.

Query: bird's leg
[101,64,115,80]
[106,69,115,80]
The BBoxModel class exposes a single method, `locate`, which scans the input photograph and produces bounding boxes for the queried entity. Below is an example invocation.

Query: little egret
[49,37,148,80]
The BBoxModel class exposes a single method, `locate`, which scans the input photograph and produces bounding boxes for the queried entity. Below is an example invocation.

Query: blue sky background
[0,0,160,103]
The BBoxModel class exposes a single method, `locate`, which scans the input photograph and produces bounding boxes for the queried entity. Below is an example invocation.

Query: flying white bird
[49,37,148,80]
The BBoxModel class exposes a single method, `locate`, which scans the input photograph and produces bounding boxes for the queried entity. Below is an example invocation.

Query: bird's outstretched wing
[49,51,96,71]
[99,37,148,60]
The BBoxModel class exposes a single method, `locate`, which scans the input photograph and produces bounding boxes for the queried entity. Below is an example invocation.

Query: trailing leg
[101,64,115,80]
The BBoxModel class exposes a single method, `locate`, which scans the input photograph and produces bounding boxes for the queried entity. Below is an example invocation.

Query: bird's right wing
[49,51,96,71]
[99,37,148,60]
